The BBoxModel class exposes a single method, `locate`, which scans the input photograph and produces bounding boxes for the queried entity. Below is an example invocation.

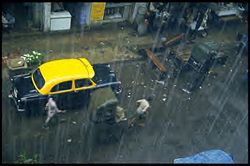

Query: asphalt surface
[2,21,248,163]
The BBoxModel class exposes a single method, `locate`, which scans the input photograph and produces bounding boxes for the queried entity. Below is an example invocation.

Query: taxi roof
[38,58,95,83]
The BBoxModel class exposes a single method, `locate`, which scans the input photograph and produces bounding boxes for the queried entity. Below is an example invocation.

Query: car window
[51,81,72,92]
[75,79,92,88]
[33,69,45,89]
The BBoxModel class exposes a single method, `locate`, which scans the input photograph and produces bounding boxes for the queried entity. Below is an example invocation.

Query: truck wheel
[111,85,122,98]
[25,104,32,117]
[192,74,206,91]
[25,102,41,117]
[159,72,167,80]
[114,86,122,94]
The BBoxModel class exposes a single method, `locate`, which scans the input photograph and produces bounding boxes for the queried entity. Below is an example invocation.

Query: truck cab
[180,42,224,93]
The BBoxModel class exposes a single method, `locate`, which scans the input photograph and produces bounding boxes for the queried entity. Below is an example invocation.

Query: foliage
[16,153,38,164]
[21,51,46,66]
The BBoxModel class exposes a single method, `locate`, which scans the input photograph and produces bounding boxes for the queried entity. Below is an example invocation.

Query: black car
[9,58,122,116]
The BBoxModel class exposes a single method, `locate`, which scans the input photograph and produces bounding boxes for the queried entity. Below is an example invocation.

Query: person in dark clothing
[190,3,209,39]
[145,2,158,33]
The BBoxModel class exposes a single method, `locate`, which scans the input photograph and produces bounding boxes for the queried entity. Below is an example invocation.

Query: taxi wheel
[25,104,32,117]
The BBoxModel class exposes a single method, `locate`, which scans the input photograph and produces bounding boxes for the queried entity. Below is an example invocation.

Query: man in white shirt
[136,98,150,118]
[129,96,153,127]
[43,97,66,128]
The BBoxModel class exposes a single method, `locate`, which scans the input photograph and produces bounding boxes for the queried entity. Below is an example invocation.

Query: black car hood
[12,74,39,98]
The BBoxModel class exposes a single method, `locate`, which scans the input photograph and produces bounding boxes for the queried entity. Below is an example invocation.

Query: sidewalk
[2,24,155,64]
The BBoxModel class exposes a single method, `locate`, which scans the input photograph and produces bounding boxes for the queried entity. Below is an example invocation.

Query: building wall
[39,2,138,32]
[32,3,44,29]
[89,3,135,24]
[42,3,51,32]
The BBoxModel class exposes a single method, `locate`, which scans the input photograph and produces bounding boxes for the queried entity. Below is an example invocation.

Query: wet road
[2,51,248,163]
[2,21,248,163]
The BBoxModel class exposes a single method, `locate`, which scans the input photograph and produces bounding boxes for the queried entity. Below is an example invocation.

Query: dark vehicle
[8,58,122,115]
[180,42,226,93]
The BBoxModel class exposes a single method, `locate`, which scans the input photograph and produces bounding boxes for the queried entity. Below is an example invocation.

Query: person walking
[43,97,66,128]
[128,96,153,127]
[189,3,209,40]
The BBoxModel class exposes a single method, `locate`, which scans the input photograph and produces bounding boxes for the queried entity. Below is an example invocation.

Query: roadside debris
[182,88,191,94]
[155,80,165,85]
[163,33,185,47]
[6,57,28,71]
[143,48,167,75]
[160,36,167,42]
[100,41,105,46]
[115,106,127,123]
[2,56,8,65]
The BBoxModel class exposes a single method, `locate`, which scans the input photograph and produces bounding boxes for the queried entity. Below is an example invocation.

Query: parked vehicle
[180,42,227,93]
[9,58,122,115]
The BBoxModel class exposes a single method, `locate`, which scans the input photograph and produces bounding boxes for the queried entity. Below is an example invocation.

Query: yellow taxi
[31,58,97,95]
[9,57,122,113]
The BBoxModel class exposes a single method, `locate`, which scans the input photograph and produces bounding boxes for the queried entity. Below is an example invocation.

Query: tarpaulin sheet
[174,149,234,163]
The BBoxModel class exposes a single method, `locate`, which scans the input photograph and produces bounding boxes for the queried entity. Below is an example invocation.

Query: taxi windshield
[32,68,45,89]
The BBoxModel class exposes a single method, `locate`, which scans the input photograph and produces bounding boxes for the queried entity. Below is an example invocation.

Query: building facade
[3,2,149,32]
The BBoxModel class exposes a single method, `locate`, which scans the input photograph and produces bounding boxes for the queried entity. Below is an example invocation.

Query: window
[33,69,45,89]
[51,81,72,92]
[75,79,92,88]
